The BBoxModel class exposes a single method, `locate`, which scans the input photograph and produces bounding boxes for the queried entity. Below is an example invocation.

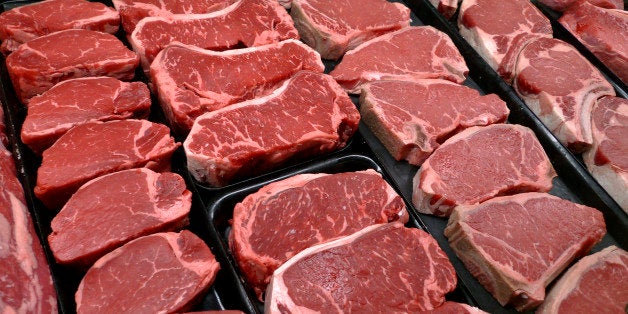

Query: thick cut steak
[49,168,191,266]
[230,170,408,298]
[150,40,324,133]
[514,37,615,152]
[76,230,220,313]
[21,77,151,154]
[429,0,461,19]
[330,26,468,94]
[537,0,623,11]
[35,119,180,209]
[266,223,457,313]
[445,193,606,311]
[184,71,359,187]
[360,79,509,165]
[290,0,410,60]
[458,0,552,83]
[413,124,555,217]
[6,29,139,104]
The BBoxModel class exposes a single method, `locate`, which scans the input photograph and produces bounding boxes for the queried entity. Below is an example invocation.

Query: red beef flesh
[537,0,623,11]
[429,0,461,19]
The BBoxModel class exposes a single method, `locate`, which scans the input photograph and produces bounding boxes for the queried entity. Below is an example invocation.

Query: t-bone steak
[537,0,623,11]
[429,0,462,19]
[413,124,555,217]
[360,79,509,165]
[184,71,360,187]
[330,26,468,94]
[150,40,324,133]
[445,192,606,311]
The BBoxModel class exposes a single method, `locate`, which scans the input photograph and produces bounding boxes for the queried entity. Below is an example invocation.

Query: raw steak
[412,124,555,217]
[0,0,119,54]
[537,246,628,314]
[6,29,139,104]
[35,119,180,209]
[49,168,191,266]
[21,77,151,154]
[129,0,298,71]
[429,0,461,19]
[426,302,487,314]
[360,79,509,165]
[330,26,468,94]
[458,0,552,83]
[150,40,324,133]
[230,170,408,298]
[266,223,457,313]
[537,0,623,11]
[290,0,410,60]
[583,96,628,212]
[513,37,615,152]
[444,192,607,311]
[76,230,220,313]
[184,71,359,187]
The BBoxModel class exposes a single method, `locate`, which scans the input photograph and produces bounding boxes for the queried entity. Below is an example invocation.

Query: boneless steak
[429,0,461,19]
[76,230,220,313]
[537,0,623,11]
[360,79,509,165]
[184,71,360,187]
[445,193,606,311]
[330,26,468,94]
[412,124,555,217]
[150,40,324,133]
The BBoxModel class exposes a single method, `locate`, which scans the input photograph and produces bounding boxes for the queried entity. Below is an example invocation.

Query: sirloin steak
[537,0,623,11]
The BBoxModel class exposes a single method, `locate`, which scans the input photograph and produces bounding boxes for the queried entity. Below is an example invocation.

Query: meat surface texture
[230,170,408,298]
[360,79,509,165]
[537,0,623,11]
[35,119,180,209]
[413,124,555,217]
[458,0,552,83]
[445,192,606,311]
[49,168,192,266]
[21,77,151,154]
[426,302,488,314]
[150,40,324,133]
[0,0,119,54]
[330,26,468,94]
[537,246,628,314]
[290,0,410,60]
[513,37,615,152]
[184,71,360,187]
[130,0,298,71]
[76,230,220,314]
[6,29,139,104]
[266,223,457,313]
[583,96,628,212]
[429,0,461,19]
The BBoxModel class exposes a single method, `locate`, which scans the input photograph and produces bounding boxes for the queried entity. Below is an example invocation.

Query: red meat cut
[537,0,623,11]
[429,0,461,19]
[445,193,607,311]
[426,302,487,314]
[35,119,180,209]
[0,0,119,54]
[230,170,408,298]
[48,168,192,266]
[360,79,509,165]
[21,77,151,154]
[150,40,324,133]
[290,0,410,60]
[266,223,457,313]
[6,29,139,104]
[184,71,360,187]
[514,37,615,152]
[76,230,220,314]
[412,124,555,217]
[330,26,468,94]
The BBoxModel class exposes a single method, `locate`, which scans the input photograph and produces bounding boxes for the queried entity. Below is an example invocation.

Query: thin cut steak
[21,77,151,154]
[49,168,191,266]
[230,169,408,298]
[537,0,623,11]
[330,26,468,94]
[429,0,461,19]
[150,40,324,134]
[360,79,509,165]
[184,71,360,187]
[35,119,180,209]
[412,124,555,217]
[6,29,139,104]
[445,193,606,311]
[514,37,615,152]
[266,223,457,313]
[290,0,410,60]
[76,230,220,314]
